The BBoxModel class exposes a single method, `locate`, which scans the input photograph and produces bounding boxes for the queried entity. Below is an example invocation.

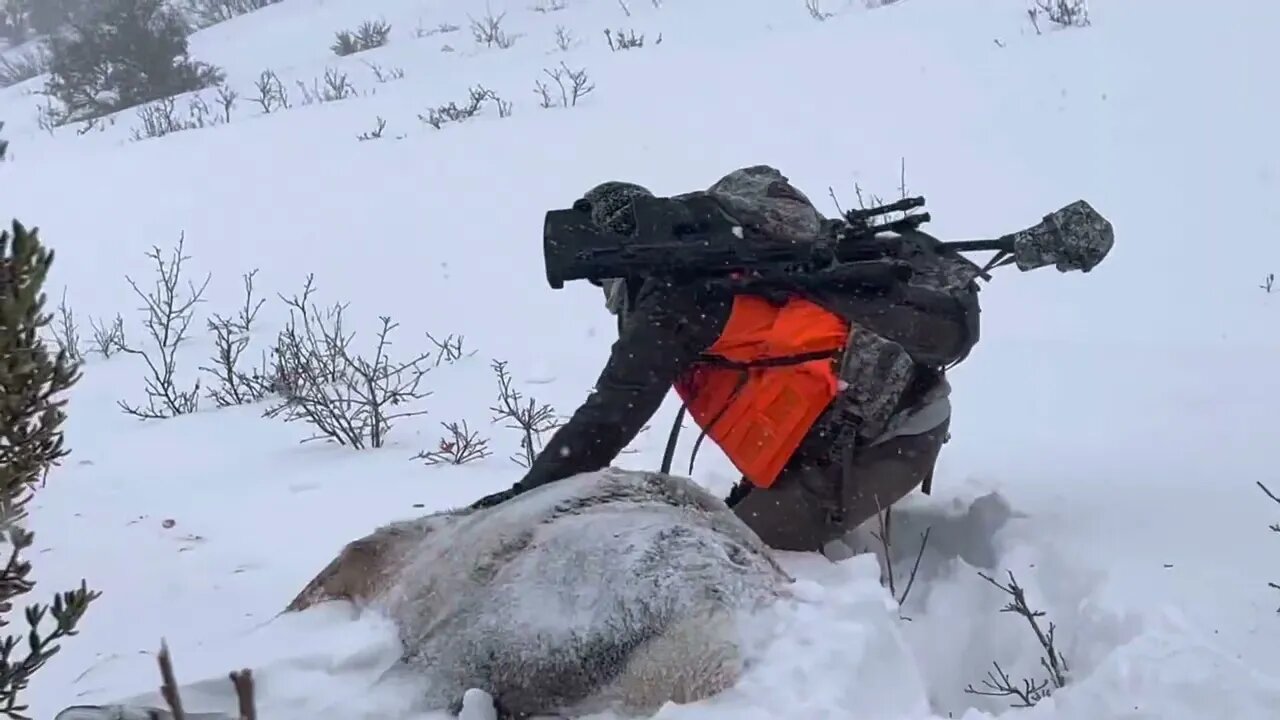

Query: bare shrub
[531,0,567,11]
[0,45,49,88]
[552,25,576,52]
[415,21,460,38]
[1028,0,1090,33]
[805,0,834,21]
[90,313,127,357]
[0,220,100,718]
[250,69,290,113]
[965,570,1070,708]
[469,7,519,49]
[604,28,657,50]
[47,289,84,365]
[118,235,210,419]
[129,89,234,141]
[1260,273,1274,294]
[415,420,492,465]
[868,504,932,617]
[425,332,470,366]
[362,61,405,84]
[357,116,387,141]
[419,85,510,128]
[1260,482,1280,610]
[295,68,358,105]
[262,275,432,449]
[332,19,392,57]
[199,269,274,408]
[183,0,284,29]
[534,62,593,109]
[490,359,561,467]
[0,121,6,161]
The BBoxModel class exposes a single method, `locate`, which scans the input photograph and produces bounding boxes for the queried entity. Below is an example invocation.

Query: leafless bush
[425,332,471,366]
[964,570,1070,708]
[490,359,561,467]
[617,0,631,16]
[805,0,835,21]
[552,25,576,52]
[118,235,211,419]
[357,116,387,141]
[332,19,393,56]
[130,90,233,142]
[0,45,49,88]
[1260,482,1280,610]
[1261,273,1274,294]
[534,62,594,108]
[532,0,567,11]
[604,28,657,50]
[51,289,84,364]
[90,313,127,358]
[183,0,284,29]
[199,269,275,408]
[262,275,432,449]
[868,504,932,617]
[415,420,492,465]
[416,21,460,38]
[250,69,291,113]
[469,7,519,49]
[295,68,358,105]
[363,61,406,84]
[215,84,238,122]
[1028,0,1090,33]
[419,85,510,128]
[155,641,258,720]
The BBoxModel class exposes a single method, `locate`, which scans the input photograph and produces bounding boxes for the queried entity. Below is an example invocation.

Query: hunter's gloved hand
[469,482,526,510]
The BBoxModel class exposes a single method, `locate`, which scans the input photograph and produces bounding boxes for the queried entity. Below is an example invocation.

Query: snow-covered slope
[3,0,1279,717]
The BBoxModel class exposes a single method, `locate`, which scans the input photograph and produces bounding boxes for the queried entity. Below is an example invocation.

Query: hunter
[469,165,985,560]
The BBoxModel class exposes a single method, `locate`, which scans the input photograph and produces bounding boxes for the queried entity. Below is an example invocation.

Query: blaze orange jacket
[673,293,850,489]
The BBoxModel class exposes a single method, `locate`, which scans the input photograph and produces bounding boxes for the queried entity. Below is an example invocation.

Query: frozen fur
[290,468,793,717]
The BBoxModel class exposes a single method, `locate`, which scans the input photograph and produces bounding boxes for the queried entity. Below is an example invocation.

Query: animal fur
[289,468,793,717]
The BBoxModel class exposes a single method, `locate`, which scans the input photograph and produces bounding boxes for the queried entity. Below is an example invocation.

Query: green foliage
[43,0,224,124]
[0,220,98,720]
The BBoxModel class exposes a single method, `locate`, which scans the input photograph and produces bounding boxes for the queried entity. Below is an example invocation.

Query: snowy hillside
[2,0,1279,717]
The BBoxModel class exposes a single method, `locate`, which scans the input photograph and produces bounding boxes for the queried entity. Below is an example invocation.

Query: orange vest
[673,294,849,489]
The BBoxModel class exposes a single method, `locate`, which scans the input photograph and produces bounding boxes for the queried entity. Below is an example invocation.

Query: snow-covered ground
[3,0,1279,717]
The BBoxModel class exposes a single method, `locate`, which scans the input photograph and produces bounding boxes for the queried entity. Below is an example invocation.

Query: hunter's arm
[516,277,730,491]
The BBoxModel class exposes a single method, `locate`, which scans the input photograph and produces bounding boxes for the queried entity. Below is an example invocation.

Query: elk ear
[285,534,396,612]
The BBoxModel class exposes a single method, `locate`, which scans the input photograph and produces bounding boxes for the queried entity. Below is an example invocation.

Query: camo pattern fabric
[577,181,656,315]
[800,323,917,466]
[699,165,825,243]
[1010,199,1114,272]
[579,181,655,236]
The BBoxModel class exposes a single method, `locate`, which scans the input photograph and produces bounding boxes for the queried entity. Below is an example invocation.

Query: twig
[229,669,257,720]
[156,641,187,720]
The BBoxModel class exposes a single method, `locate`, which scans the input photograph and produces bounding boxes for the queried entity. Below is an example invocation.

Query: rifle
[542,193,1113,290]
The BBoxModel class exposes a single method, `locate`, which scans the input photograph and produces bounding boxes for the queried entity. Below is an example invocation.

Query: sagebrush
[0,220,100,719]
[332,19,392,56]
